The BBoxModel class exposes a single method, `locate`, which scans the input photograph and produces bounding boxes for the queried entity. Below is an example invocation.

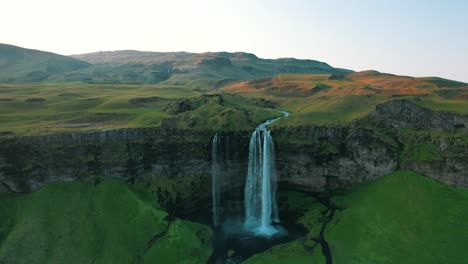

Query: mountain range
[0,43,351,87]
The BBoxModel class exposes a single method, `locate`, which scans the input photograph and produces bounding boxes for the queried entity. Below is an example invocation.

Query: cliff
[0,100,466,199]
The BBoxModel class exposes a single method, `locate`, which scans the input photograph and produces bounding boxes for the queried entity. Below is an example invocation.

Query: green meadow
[0,178,212,264]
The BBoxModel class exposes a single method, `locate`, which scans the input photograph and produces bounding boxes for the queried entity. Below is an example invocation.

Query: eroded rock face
[274,126,399,191]
[0,129,250,194]
[397,131,468,188]
[364,99,468,130]
[403,159,468,187]
[0,126,400,194]
[361,99,468,188]
[0,99,466,195]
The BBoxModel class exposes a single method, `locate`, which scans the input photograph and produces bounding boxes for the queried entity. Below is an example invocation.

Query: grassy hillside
[69,50,351,87]
[0,44,351,86]
[0,44,90,82]
[326,170,468,264]
[222,71,468,127]
[1,44,466,134]
[243,240,324,264]
[243,171,468,263]
[0,83,279,136]
[0,178,212,264]
[1,69,466,135]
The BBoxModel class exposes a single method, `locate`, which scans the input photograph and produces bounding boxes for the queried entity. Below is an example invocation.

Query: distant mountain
[69,50,352,87]
[0,44,353,86]
[0,44,91,82]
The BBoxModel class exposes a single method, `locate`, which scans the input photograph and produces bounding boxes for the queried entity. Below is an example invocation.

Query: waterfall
[244,111,288,236]
[211,111,288,233]
[212,133,221,226]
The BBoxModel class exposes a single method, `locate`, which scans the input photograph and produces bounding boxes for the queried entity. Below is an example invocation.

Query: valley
[0,43,467,263]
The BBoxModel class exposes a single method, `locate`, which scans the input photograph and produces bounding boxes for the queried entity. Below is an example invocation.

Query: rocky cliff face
[0,129,249,194]
[363,99,468,130]
[0,125,399,195]
[397,130,468,188]
[0,99,466,196]
[360,99,468,187]
[273,126,399,191]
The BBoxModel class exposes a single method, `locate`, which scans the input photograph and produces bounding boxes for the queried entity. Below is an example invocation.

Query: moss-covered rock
[142,220,213,264]
[243,240,324,264]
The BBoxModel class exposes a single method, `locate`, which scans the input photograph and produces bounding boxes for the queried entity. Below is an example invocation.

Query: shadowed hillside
[0,44,352,86]
[0,44,90,82]
[69,50,352,87]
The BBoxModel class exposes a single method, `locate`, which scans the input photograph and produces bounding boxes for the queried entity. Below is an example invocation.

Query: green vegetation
[0,83,279,135]
[0,44,90,82]
[245,171,468,263]
[326,170,468,264]
[272,94,389,126]
[406,96,468,113]
[135,173,211,214]
[142,219,212,264]
[278,191,328,240]
[1,44,348,86]
[244,240,324,264]
[1,45,467,135]
[222,72,468,127]
[0,178,212,264]
[400,129,468,162]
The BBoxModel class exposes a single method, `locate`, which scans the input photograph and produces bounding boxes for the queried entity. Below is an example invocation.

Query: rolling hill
[0,44,467,135]
[0,44,91,82]
[0,44,351,86]
[221,71,468,127]
[69,50,352,87]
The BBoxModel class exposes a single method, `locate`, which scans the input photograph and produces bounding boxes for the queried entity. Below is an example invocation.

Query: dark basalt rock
[273,125,399,191]
[362,99,468,130]
[0,125,399,194]
[0,99,466,198]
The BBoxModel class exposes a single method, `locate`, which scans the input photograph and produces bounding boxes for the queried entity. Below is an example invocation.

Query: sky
[2,0,468,82]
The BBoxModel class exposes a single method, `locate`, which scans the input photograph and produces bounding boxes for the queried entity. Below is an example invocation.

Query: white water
[212,133,221,226]
[244,111,289,236]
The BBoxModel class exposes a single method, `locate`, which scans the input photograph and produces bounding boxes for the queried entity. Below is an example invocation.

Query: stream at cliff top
[207,111,306,264]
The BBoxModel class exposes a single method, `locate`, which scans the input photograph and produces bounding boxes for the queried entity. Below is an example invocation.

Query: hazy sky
[2,0,467,82]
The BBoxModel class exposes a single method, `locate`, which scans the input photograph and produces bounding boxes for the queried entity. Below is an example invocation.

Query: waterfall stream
[244,111,288,236]
[211,111,289,236]
[212,133,221,226]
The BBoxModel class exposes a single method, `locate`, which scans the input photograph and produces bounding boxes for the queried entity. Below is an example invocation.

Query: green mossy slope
[0,178,212,264]
[243,240,324,264]
[326,170,468,264]
[142,219,212,264]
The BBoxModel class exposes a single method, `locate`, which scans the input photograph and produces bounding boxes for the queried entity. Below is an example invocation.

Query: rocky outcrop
[403,158,468,187]
[363,99,468,130]
[274,126,399,191]
[398,130,468,187]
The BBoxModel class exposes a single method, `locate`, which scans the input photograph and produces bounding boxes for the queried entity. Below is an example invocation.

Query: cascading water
[244,111,289,236]
[212,133,221,226]
[209,112,296,263]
